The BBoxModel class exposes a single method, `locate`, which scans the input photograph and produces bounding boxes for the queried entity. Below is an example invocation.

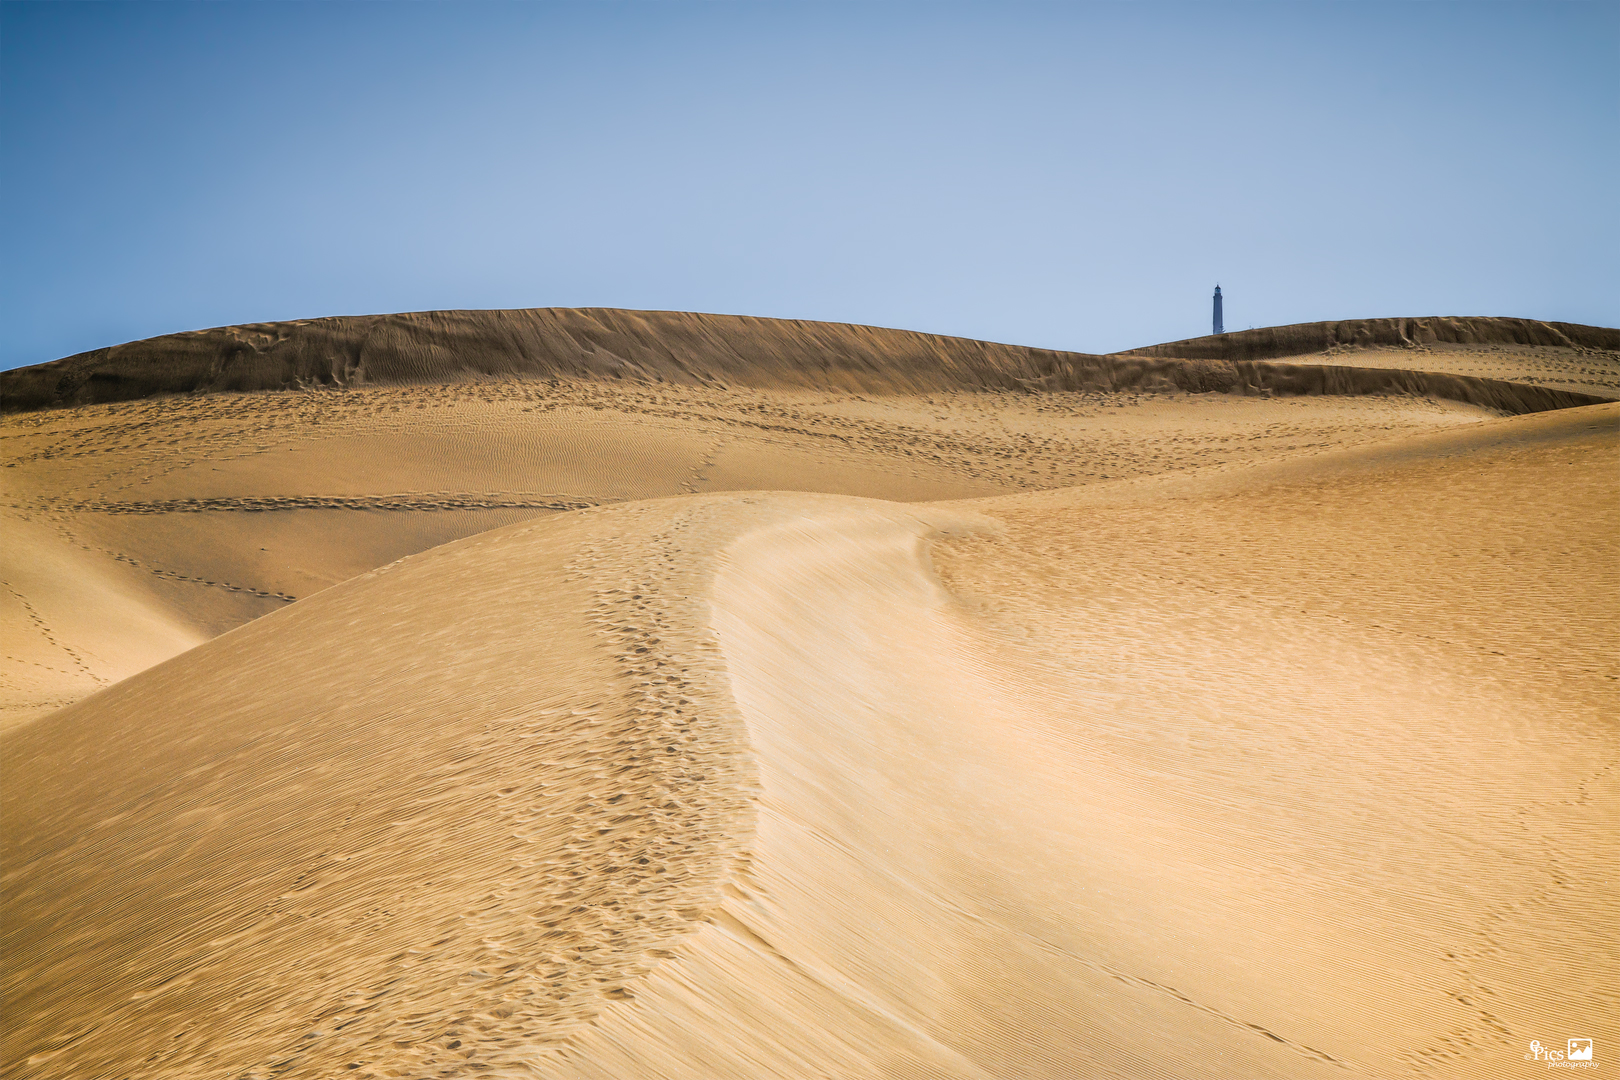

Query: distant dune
[1118,314,1620,362]
[2,311,1616,1079]
[3,308,1612,414]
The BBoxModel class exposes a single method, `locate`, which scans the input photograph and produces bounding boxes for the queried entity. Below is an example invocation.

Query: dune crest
[3,308,1609,414]
[1118,314,1620,362]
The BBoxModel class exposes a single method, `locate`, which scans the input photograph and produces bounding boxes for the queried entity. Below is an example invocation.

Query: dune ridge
[3,308,1609,414]
[1116,314,1620,362]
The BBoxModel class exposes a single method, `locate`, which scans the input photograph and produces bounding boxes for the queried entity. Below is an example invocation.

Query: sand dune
[1121,316,1620,401]
[2,367,1514,723]
[1118,313,1620,361]
[3,309,1611,412]
[5,401,1615,1079]
[3,313,1617,1078]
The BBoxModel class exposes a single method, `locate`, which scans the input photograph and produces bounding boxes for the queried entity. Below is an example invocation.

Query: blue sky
[2,1,1615,368]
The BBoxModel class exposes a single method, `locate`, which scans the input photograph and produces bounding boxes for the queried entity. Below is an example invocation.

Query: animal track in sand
[0,577,105,686]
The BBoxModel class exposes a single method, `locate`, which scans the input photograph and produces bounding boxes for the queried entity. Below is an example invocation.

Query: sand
[1,372,1514,728]
[4,309,1612,413]
[2,312,1616,1078]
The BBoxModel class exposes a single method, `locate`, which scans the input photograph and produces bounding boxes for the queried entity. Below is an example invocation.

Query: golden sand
[2,313,1616,1078]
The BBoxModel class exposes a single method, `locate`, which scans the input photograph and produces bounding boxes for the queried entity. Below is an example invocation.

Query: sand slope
[1120,317,1620,400]
[2,373,1507,723]
[1118,314,1620,361]
[4,310,1608,725]
[4,309,1610,412]
[3,499,759,1078]
[0,510,205,731]
[3,314,1616,1077]
[5,400,1615,1079]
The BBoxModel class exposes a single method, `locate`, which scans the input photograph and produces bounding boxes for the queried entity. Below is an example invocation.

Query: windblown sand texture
[3,311,1617,1079]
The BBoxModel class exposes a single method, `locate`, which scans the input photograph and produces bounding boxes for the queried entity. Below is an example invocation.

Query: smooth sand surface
[3,313,1616,1078]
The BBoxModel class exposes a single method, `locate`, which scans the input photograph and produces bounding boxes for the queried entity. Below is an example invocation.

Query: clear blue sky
[2,1,1615,368]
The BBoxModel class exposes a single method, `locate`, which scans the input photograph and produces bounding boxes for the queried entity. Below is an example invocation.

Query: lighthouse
[1213,285,1225,335]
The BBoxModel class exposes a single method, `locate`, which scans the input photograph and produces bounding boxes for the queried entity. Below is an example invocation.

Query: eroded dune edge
[3,308,1612,413]
[5,403,1617,1079]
